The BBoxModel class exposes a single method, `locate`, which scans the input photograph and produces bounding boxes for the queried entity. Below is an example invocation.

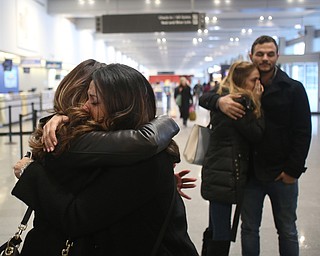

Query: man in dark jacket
[200,35,311,256]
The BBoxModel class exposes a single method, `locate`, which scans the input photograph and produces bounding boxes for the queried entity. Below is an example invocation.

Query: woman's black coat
[200,95,265,204]
[174,85,193,120]
[11,117,198,255]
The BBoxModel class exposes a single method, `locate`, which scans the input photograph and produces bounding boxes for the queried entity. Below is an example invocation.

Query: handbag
[183,124,212,165]
[188,105,196,121]
[0,207,33,256]
[175,94,182,107]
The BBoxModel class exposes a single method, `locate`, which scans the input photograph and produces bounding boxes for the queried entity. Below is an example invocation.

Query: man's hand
[42,115,69,152]
[275,171,297,184]
[218,94,245,120]
[175,170,197,200]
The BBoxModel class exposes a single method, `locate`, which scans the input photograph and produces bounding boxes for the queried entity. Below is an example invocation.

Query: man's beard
[259,63,274,74]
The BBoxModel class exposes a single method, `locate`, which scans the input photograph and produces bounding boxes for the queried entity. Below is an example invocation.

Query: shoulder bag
[0,207,33,256]
[183,124,212,165]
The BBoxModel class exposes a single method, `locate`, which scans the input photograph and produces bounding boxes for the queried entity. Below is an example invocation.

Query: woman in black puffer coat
[199,61,265,255]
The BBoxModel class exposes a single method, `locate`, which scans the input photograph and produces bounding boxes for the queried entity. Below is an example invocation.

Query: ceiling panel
[48,0,320,73]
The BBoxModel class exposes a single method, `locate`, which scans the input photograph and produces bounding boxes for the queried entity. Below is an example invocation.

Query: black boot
[206,240,231,256]
[201,228,212,256]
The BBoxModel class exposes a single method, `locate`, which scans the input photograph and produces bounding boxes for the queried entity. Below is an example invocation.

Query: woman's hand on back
[42,114,69,152]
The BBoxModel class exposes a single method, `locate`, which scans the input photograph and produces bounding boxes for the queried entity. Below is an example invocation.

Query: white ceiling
[47,0,320,74]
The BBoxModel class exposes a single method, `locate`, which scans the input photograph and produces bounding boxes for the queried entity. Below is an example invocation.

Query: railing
[0,102,52,158]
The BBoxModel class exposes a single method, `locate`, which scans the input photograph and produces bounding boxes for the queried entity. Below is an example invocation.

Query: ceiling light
[212,16,218,23]
[198,29,202,34]
[161,38,166,43]
[204,29,209,34]
[198,38,203,43]
[155,0,161,5]
[208,36,219,40]
[205,56,213,62]
[241,29,246,34]
[78,0,85,5]
[193,38,198,45]
[259,16,265,21]
[205,16,210,23]
[268,15,273,20]
[294,24,302,29]
[145,0,151,4]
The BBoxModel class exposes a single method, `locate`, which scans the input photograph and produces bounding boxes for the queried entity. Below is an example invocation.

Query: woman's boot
[206,240,231,256]
[201,228,212,256]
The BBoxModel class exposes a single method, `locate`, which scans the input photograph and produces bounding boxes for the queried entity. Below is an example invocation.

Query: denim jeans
[209,201,232,240]
[241,176,299,256]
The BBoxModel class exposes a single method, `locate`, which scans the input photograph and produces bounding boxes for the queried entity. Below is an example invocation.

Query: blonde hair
[218,61,262,118]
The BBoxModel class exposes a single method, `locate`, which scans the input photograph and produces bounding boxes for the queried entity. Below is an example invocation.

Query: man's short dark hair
[251,35,279,54]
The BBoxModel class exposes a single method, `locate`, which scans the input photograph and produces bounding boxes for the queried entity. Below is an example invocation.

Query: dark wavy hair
[91,63,156,131]
[30,63,180,161]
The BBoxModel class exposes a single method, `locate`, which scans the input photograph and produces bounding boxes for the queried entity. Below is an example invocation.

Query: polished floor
[0,96,319,255]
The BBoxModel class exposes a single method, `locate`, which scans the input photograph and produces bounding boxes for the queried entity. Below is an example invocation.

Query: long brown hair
[30,63,179,162]
[218,61,262,118]
[29,59,104,159]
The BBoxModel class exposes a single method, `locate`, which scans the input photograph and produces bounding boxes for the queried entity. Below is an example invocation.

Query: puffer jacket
[201,95,264,204]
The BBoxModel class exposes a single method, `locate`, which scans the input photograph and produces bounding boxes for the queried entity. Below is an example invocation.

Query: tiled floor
[0,98,319,255]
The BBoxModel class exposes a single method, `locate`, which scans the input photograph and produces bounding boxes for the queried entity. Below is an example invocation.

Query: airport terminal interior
[1,0,320,255]
[0,99,320,255]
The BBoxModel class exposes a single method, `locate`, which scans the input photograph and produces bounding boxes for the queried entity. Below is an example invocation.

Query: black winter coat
[200,95,265,204]
[174,85,193,120]
[11,118,198,255]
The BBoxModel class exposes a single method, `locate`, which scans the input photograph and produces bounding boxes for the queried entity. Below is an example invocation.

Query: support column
[304,26,315,54]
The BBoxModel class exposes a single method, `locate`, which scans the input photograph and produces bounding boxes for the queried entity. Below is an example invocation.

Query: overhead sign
[20,58,42,67]
[46,61,62,69]
[97,12,206,33]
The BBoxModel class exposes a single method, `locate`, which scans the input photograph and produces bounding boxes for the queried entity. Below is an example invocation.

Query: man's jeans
[241,177,299,256]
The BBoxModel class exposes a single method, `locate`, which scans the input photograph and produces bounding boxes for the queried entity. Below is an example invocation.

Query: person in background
[193,79,203,107]
[174,76,193,127]
[203,35,312,256]
[199,61,265,256]
[12,63,198,256]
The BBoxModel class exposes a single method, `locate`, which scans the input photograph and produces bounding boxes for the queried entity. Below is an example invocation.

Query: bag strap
[0,207,33,253]
[150,176,177,256]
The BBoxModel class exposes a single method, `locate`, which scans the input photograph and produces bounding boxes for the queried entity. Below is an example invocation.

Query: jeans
[209,201,232,240]
[241,176,299,256]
